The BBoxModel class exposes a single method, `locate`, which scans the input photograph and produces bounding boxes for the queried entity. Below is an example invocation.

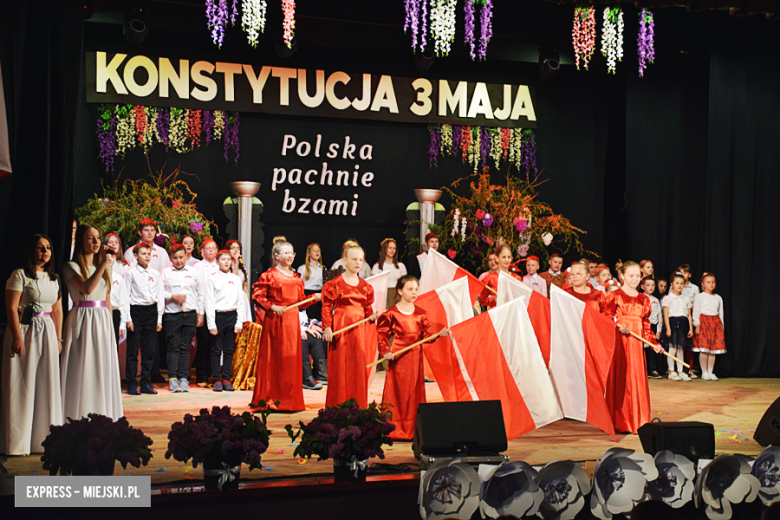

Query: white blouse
[6,269,61,313]
[297,263,324,291]
[662,293,689,318]
[692,292,724,327]
[371,261,407,289]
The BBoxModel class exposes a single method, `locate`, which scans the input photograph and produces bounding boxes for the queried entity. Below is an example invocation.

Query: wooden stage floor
[4,374,777,487]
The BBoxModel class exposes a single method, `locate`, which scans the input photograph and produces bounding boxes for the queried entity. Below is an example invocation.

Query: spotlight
[538,45,560,80]
[275,37,297,59]
[124,15,148,45]
[81,2,94,20]
[414,48,435,70]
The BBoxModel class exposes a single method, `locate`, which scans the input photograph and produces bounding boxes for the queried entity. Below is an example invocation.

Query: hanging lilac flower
[464,1,476,59]
[518,244,529,257]
[451,125,462,155]
[224,112,240,163]
[521,130,538,179]
[428,125,441,168]
[420,0,427,52]
[404,0,420,51]
[637,9,655,78]
[156,108,170,151]
[482,213,493,227]
[229,0,238,24]
[96,116,117,173]
[206,0,230,48]
[479,126,491,168]
[203,110,213,143]
[478,0,493,60]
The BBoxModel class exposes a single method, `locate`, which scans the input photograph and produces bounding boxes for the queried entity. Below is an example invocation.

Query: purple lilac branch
[478,0,493,60]
[157,108,170,151]
[452,125,462,156]
[637,9,655,78]
[464,1,476,60]
[96,116,117,173]
[203,110,213,143]
[405,0,420,51]
[479,126,490,168]
[428,124,441,168]
[420,0,428,52]
[520,131,538,180]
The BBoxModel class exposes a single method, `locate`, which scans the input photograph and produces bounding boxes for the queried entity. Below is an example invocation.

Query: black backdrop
[2,1,779,377]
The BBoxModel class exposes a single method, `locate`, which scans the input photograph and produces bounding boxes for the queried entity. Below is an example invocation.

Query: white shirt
[123,242,172,273]
[693,292,724,327]
[195,258,220,292]
[186,256,200,267]
[681,283,699,309]
[523,273,548,298]
[111,261,129,277]
[206,270,246,330]
[547,269,562,276]
[162,265,204,315]
[372,261,408,289]
[121,265,164,325]
[647,294,661,325]
[589,276,599,289]
[331,258,372,279]
[297,263,324,291]
[662,293,689,318]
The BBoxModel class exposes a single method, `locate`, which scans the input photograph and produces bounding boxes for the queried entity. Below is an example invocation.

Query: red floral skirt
[693,314,726,354]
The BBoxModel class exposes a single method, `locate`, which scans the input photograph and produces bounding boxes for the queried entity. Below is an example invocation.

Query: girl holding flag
[479,245,523,309]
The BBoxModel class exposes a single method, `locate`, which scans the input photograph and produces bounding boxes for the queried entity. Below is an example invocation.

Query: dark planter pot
[332,456,368,482]
[203,457,242,491]
[72,459,115,476]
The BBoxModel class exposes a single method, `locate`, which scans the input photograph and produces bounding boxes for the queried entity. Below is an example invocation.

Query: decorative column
[230,181,261,274]
[414,189,442,251]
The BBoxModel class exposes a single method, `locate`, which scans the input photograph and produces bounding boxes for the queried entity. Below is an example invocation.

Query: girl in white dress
[227,239,253,323]
[61,225,124,421]
[1,234,64,455]
[371,238,407,309]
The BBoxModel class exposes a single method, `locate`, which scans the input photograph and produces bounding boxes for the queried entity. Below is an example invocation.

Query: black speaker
[638,421,715,461]
[754,396,780,446]
[412,401,507,459]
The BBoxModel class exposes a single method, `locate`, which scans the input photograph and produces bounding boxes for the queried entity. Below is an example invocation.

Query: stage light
[414,48,435,70]
[82,2,94,20]
[124,15,148,45]
[276,37,298,59]
[538,45,560,80]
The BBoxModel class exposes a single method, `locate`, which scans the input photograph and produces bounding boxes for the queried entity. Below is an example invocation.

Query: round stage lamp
[124,18,148,45]
[538,46,560,80]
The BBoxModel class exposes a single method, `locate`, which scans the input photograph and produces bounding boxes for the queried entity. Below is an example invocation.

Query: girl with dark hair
[1,234,64,455]
[371,238,407,310]
[61,224,123,421]
[181,235,199,267]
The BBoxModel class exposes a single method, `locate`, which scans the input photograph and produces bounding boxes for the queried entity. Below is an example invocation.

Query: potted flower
[41,414,153,476]
[164,405,271,491]
[285,399,395,482]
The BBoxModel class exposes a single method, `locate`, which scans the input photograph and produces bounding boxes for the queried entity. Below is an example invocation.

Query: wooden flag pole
[332,316,374,337]
[366,332,443,369]
[617,323,690,369]
[281,295,318,313]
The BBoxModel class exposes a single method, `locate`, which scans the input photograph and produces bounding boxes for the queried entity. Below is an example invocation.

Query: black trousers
[304,289,322,321]
[112,309,121,348]
[127,304,158,384]
[194,324,211,382]
[164,311,196,380]
[645,323,659,374]
[211,311,237,381]
[302,334,326,364]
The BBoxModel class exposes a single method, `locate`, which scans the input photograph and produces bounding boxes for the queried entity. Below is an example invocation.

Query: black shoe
[649,371,662,379]
[150,373,167,384]
[140,382,158,395]
[222,380,235,392]
[127,382,141,395]
[315,359,328,382]
[303,362,323,390]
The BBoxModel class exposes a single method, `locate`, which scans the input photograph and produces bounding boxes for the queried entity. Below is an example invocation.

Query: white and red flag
[364,270,391,386]
[418,249,486,304]
[496,270,552,367]
[449,298,563,440]
[414,277,478,402]
[549,285,618,437]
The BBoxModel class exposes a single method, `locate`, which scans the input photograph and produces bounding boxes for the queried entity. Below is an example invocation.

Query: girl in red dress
[322,245,377,408]
[604,261,665,434]
[565,262,606,313]
[251,240,318,411]
[692,273,726,381]
[479,244,523,309]
[377,275,447,440]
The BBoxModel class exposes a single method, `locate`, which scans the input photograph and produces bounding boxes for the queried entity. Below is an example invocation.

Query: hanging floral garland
[95,104,240,173]
[282,0,296,49]
[404,0,422,51]
[463,1,476,59]
[241,0,266,48]
[205,0,237,48]
[572,6,596,71]
[637,9,655,78]
[428,125,537,177]
[478,0,493,60]
[430,0,457,57]
[601,7,623,75]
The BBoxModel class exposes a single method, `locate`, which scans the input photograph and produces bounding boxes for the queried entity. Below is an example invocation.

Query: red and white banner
[364,270,391,386]
[449,298,562,440]
[415,277,478,402]
[549,285,617,437]
[496,270,552,367]
[418,249,486,304]
[0,62,11,178]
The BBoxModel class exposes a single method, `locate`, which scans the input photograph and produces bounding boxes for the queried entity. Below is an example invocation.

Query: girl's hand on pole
[619,325,630,335]
[270,304,285,315]
[439,327,449,337]
[383,352,394,361]
[369,312,379,322]
[653,344,664,354]
[323,327,333,342]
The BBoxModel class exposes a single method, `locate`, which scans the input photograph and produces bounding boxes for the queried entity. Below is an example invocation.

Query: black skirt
[667,316,690,351]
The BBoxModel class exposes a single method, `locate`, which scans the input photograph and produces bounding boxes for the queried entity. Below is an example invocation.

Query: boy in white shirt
[122,244,164,395]
[193,239,220,385]
[678,264,700,378]
[641,277,662,379]
[522,256,547,297]
[416,233,439,274]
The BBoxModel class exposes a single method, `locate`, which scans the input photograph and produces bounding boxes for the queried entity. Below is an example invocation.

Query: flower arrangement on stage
[41,414,153,476]
[405,0,491,59]
[164,405,271,470]
[75,158,216,252]
[96,104,240,172]
[285,399,395,462]
[637,8,655,77]
[427,171,589,272]
[206,0,270,48]
[572,6,597,70]
[429,125,537,177]
[601,7,624,75]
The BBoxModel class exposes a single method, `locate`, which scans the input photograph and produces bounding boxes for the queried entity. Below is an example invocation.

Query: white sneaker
[679,372,692,381]
[709,373,718,381]
[701,372,712,380]
[688,371,699,379]
[668,372,681,381]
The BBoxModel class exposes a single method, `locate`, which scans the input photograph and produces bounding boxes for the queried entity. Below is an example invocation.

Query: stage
[3,373,774,487]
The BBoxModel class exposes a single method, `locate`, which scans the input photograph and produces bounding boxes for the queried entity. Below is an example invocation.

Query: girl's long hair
[74,224,111,298]
[376,238,399,271]
[105,233,130,266]
[303,243,323,281]
[225,239,248,280]
[22,234,56,280]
